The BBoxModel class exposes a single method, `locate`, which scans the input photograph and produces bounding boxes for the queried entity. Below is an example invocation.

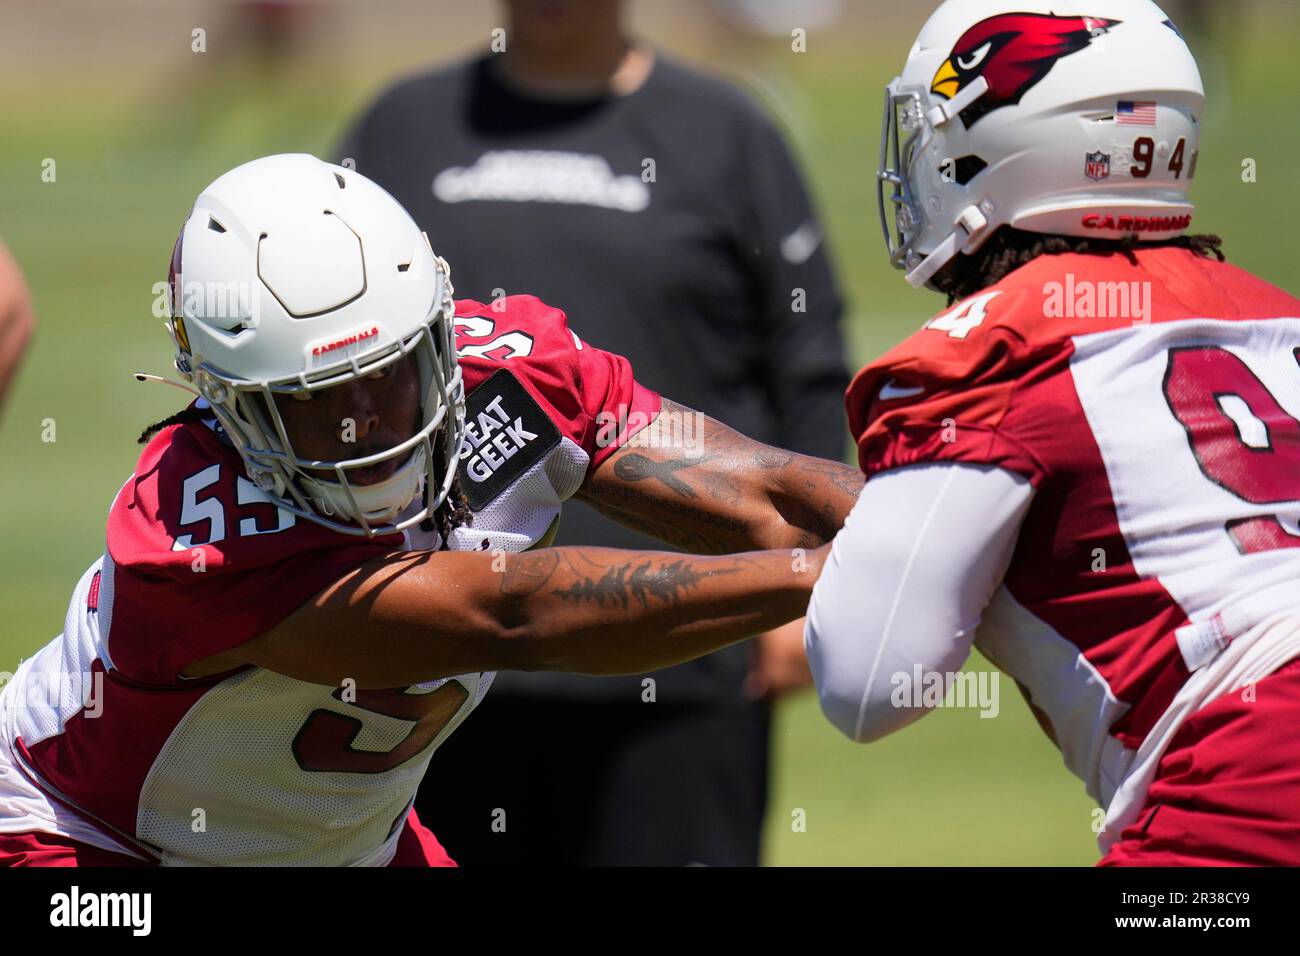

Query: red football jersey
[0,294,660,865]
[847,248,1300,842]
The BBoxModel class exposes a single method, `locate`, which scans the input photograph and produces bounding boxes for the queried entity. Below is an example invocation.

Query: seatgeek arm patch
[459,368,563,511]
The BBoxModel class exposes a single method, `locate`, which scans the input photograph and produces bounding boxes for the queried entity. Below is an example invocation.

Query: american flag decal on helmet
[1117,101,1158,126]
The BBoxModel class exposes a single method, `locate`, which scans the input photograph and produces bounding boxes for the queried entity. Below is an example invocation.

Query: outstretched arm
[182,543,822,688]
[806,463,1033,742]
[578,399,864,555]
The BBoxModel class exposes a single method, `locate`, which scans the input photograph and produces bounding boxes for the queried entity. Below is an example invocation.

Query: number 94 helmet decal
[879,0,1204,289]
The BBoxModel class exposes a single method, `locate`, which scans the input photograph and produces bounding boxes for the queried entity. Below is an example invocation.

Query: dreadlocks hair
[930,227,1227,305]
[422,428,473,549]
[137,404,209,444]
[426,474,472,550]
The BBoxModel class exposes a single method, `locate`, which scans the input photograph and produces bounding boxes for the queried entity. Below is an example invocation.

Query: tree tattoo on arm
[550,556,723,608]
[499,550,742,609]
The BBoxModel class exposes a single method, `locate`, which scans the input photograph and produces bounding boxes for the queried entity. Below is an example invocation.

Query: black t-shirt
[339,52,849,708]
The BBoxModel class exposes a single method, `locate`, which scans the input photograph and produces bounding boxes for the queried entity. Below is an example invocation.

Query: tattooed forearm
[612,452,701,498]
[754,448,795,470]
[582,497,735,555]
[581,483,751,554]
[486,544,816,677]
[500,550,743,611]
[611,451,748,507]
[585,400,863,552]
[499,549,559,597]
[796,457,866,497]
[771,492,854,548]
[551,555,730,609]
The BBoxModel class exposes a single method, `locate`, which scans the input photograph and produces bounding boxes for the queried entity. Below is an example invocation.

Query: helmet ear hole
[951,156,988,186]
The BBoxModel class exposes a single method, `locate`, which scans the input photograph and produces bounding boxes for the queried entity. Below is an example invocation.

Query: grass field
[1,4,1297,866]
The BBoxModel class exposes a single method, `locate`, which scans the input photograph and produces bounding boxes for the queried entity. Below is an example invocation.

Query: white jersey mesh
[448,436,589,553]
[8,558,106,748]
[137,668,486,866]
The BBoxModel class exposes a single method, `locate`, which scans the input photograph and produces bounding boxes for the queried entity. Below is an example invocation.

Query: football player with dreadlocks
[807,0,1300,865]
[0,154,862,866]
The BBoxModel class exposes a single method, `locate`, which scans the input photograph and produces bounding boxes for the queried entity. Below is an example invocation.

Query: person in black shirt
[338,0,849,866]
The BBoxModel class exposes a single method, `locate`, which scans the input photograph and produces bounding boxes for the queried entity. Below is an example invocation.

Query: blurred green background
[1,0,1296,866]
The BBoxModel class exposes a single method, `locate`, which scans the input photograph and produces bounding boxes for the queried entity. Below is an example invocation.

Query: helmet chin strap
[906,204,989,288]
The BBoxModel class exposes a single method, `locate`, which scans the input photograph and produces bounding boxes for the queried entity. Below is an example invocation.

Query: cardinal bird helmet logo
[932,13,1118,125]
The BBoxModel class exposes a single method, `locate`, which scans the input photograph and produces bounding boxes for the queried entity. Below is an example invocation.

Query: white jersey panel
[1070,317,1300,644]
[137,668,486,866]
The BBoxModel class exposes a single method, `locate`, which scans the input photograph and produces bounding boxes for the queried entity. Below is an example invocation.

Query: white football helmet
[164,154,465,537]
[879,0,1204,288]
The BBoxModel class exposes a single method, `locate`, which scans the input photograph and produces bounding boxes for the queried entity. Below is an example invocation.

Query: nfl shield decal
[1085,151,1111,181]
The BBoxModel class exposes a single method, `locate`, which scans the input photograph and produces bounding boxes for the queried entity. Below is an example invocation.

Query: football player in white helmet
[150,154,467,540]
[807,0,1300,865]
[0,154,863,867]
